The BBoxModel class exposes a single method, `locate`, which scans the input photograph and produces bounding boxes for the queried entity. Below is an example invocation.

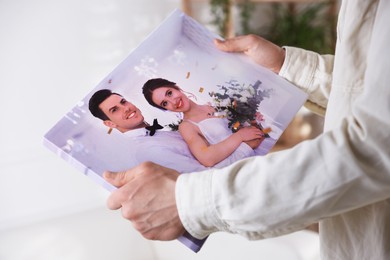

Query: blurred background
[0,0,338,259]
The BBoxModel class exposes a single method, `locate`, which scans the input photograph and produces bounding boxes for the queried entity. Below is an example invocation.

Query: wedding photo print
[43,9,308,252]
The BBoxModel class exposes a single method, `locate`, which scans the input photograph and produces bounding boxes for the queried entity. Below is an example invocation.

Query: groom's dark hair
[89,89,122,120]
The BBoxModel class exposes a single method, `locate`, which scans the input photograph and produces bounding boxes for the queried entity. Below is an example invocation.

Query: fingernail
[103,171,114,180]
[214,39,223,44]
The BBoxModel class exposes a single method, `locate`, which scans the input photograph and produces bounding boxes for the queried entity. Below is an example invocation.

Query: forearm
[177,115,390,239]
[192,133,243,167]
[177,10,390,239]
[177,56,390,240]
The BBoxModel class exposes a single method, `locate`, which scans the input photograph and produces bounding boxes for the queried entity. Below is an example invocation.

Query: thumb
[103,170,132,187]
[214,36,248,53]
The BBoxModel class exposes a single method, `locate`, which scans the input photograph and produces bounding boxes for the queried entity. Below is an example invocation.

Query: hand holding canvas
[104,162,185,240]
[214,34,285,74]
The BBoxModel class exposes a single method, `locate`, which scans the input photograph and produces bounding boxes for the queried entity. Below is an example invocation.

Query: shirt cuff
[279,46,318,93]
[279,46,331,115]
[176,170,226,239]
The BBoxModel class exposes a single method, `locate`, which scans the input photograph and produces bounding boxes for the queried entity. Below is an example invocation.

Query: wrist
[232,132,244,142]
[176,170,220,239]
[275,47,286,74]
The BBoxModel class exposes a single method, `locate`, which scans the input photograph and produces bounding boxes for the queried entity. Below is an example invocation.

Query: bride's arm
[244,138,264,149]
[179,122,262,167]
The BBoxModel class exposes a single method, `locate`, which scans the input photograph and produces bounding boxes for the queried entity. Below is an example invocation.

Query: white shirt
[124,128,207,173]
[176,1,390,259]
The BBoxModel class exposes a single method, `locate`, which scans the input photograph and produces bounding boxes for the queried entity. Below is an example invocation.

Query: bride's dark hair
[142,78,180,110]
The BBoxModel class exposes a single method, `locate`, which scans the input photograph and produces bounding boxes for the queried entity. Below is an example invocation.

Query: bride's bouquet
[210,79,273,136]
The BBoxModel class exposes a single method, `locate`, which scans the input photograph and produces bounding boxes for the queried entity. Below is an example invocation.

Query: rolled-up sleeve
[177,113,390,240]
[176,10,390,240]
[280,46,334,116]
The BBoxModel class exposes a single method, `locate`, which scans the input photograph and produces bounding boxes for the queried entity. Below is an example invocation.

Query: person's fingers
[214,35,251,53]
[104,163,154,211]
[215,35,285,74]
[106,188,127,210]
[103,170,134,187]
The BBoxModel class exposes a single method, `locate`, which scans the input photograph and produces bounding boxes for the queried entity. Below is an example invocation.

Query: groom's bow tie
[145,118,164,136]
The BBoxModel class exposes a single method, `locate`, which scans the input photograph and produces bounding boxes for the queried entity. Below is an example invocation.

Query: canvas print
[44,9,308,252]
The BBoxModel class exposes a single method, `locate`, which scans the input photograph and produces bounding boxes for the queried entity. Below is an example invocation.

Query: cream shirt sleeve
[176,24,390,239]
[279,46,334,116]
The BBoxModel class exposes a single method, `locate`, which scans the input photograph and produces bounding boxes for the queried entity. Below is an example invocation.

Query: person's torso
[321,1,390,259]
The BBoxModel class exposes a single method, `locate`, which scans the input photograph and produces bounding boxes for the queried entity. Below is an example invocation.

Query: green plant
[210,0,255,37]
[237,0,255,35]
[210,0,231,37]
[261,3,335,54]
[209,1,335,53]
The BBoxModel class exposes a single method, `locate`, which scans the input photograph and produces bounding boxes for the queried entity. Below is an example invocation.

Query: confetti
[232,121,240,130]
[213,111,227,118]
[262,127,272,134]
[107,128,113,134]
[233,99,237,109]
[186,71,190,79]
[199,87,204,93]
